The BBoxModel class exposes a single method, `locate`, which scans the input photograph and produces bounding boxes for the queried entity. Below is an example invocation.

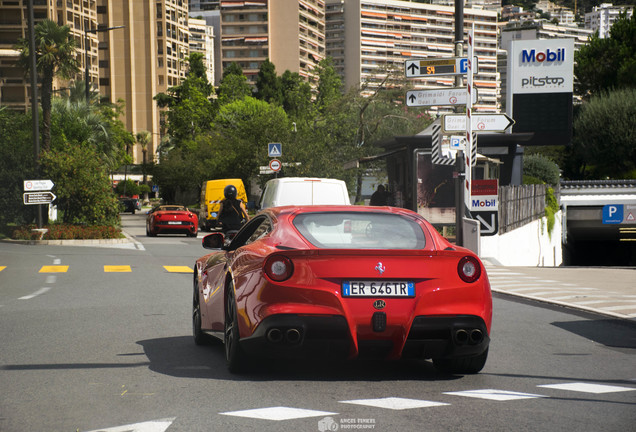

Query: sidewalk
[484,264,636,320]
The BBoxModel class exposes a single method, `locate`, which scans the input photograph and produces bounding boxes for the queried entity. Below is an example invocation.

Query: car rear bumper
[154,222,197,234]
[239,314,489,361]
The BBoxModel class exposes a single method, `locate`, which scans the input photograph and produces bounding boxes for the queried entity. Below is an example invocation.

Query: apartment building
[326,0,499,112]
[0,0,97,112]
[189,17,215,84]
[190,0,219,11]
[219,0,325,84]
[585,3,634,38]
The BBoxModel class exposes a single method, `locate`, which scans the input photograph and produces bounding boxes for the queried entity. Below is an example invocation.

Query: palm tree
[17,19,79,151]
[135,130,152,203]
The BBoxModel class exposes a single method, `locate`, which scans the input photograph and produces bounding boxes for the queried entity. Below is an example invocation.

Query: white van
[258,177,351,209]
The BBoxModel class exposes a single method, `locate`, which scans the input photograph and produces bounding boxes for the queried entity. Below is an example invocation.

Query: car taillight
[264,255,293,282]
[458,256,481,283]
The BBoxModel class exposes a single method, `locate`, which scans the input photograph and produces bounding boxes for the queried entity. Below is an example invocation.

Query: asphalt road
[0,213,634,432]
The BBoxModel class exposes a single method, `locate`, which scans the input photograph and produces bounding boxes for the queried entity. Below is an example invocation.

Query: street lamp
[84,25,124,102]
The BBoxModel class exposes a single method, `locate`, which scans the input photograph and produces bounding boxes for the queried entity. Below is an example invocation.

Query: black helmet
[224,184,237,199]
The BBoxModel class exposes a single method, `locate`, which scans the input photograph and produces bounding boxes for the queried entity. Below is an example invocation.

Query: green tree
[154,54,215,149]
[523,154,560,185]
[0,109,38,230]
[255,59,283,105]
[280,70,313,122]
[574,13,636,98]
[40,144,120,226]
[16,19,79,151]
[314,58,343,113]
[565,88,636,179]
[217,62,252,105]
[214,96,291,185]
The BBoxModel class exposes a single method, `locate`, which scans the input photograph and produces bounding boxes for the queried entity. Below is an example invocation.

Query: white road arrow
[83,418,175,432]
[475,213,497,235]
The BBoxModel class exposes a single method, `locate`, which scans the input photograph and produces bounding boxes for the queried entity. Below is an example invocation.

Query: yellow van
[200,179,247,231]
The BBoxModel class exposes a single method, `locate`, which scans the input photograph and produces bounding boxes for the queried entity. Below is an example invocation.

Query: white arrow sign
[442,114,514,133]
[406,88,477,107]
[24,179,54,191]
[83,417,175,432]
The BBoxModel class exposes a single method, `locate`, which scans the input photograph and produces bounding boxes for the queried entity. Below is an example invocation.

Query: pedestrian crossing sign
[268,143,282,157]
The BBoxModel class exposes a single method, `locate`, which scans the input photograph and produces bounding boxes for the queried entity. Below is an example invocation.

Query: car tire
[433,348,489,374]
[225,283,248,373]
[146,225,156,237]
[193,270,206,346]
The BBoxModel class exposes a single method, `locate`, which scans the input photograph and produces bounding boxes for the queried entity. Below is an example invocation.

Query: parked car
[200,179,248,231]
[146,205,198,237]
[258,177,350,209]
[192,205,492,373]
[118,197,136,214]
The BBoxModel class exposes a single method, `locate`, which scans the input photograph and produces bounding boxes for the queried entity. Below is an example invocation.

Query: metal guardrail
[498,184,547,234]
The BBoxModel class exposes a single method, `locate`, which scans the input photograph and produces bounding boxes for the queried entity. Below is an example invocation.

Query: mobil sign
[510,38,574,94]
[471,179,498,211]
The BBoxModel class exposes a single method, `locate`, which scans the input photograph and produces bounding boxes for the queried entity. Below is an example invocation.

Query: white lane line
[340,397,449,410]
[538,383,636,394]
[45,275,57,284]
[444,389,547,401]
[220,407,337,421]
[53,258,61,265]
[19,287,51,300]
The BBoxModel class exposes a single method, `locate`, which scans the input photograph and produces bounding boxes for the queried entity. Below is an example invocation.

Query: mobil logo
[521,48,566,63]
[472,198,497,208]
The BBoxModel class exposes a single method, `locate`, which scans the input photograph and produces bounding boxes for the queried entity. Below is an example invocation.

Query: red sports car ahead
[193,205,492,374]
[146,205,198,237]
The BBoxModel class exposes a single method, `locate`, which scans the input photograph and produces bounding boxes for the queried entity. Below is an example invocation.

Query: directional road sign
[442,113,514,133]
[23,191,56,205]
[473,211,498,236]
[405,88,478,107]
[405,57,477,78]
[24,179,54,191]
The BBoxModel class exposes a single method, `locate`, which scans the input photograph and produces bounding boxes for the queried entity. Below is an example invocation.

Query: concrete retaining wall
[480,211,563,267]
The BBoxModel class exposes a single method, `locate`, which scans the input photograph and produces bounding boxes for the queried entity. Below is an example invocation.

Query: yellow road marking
[104,265,132,273]
[0,266,6,272]
[163,265,192,273]
[39,265,68,273]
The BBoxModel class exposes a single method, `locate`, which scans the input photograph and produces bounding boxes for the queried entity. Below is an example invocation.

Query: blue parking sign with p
[602,204,623,224]
[268,143,282,157]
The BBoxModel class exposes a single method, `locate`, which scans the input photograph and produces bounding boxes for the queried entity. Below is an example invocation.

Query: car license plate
[342,281,415,297]
[167,221,182,225]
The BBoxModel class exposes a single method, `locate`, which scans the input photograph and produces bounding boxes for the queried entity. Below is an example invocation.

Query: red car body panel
[147,206,198,236]
[195,205,492,365]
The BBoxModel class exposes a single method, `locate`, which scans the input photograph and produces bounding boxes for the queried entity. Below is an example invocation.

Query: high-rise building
[189,17,215,84]
[0,0,97,112]
[219,0,325,84]
[585,3,634,38]
[325,0,499,112]
[95,1,190,163]
[189,0,220,12]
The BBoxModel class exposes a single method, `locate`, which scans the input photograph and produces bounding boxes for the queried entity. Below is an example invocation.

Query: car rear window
[292,212,426,249]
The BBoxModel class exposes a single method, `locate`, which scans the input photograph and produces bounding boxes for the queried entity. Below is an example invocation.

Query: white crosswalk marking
[538,383,636,394]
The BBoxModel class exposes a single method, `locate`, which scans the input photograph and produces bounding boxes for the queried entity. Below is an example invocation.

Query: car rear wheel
[225,283,247,373]
[192,270,205,345]
[433,348,489,374]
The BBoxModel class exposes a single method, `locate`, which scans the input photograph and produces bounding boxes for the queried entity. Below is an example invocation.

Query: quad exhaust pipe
[266,327,302,344]
[454,328,484,345]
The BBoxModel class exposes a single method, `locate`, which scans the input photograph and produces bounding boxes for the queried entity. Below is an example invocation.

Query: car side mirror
[202,233,225,250]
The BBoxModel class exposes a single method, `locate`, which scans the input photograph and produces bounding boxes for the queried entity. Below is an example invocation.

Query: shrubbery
[12,224,122,240]
[523,154,560,185]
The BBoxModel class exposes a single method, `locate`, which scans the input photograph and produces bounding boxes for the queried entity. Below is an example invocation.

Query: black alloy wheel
[224,283,247,372]
[192,269,205,345]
